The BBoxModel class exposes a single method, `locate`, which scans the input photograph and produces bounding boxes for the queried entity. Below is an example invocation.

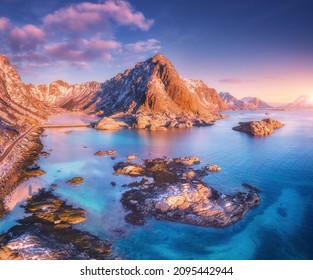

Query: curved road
[0,125,37,164]
[0,123,91,165]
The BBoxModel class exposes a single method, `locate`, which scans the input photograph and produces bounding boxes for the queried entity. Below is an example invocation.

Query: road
[0,123,91,164]
[0,125,37,164]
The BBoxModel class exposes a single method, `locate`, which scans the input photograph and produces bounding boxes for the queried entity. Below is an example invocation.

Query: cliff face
[184,79,227,110]
[0,55,54,153]
[27,80,101,111]
[85,54,225,118]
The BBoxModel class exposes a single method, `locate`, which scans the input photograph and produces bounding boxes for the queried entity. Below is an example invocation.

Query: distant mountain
[241,97,272,109]
[219,92,272,110]
[287,95,313,109]
[27,80,101,111]
[219,92,247,110]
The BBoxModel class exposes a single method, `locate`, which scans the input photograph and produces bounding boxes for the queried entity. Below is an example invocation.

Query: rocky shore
[0,128,44,218]
[0,189,112,260]
[93,112,224,131]
[114,156,260,228]
[232,118,284,136]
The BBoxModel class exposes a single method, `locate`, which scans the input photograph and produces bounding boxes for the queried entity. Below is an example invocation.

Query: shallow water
[1,110,313,259]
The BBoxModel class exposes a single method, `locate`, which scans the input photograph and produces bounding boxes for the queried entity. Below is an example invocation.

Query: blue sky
[0,0,312,102]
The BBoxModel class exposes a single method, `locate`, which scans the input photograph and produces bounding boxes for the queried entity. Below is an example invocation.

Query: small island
[232,118,284,136]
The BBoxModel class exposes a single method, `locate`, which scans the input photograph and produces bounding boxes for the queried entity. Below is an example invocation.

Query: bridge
[0,123,92,164]
[40,123,91,128]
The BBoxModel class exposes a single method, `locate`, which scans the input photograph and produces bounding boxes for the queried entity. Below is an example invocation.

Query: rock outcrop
[232,118,284,136]
[114,156,260,228]
[66,177,84,185]
[0,190,112,260]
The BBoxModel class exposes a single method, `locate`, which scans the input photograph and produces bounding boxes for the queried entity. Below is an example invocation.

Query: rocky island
[232,118,284,136]
[114,156,260,228]
[0,189,112,260]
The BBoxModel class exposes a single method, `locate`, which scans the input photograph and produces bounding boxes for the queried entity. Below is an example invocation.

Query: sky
[0,0,312,103]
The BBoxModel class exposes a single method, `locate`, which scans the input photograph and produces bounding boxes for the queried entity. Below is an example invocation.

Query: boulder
[206,164,222,172]
[94,151,106,156]
[66,177,84,185]
[127,155,137,161]
[94,118,120,130]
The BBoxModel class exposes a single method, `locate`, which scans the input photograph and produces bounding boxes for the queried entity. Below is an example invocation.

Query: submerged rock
[66,177,84,185]
[40,151,50,157]
[94,151,106,157]
[0,190,112,260]
[116,156,260,228]
[232,118,284,136]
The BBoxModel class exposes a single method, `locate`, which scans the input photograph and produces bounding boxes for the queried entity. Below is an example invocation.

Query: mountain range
[0,54,226,152]
[0,53,311,153]
[219,92,272,110]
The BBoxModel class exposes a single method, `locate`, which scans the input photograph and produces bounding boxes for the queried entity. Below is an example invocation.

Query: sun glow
[309,94,313,103]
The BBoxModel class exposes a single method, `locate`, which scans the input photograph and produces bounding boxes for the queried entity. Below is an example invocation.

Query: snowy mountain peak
[287,95,313,108]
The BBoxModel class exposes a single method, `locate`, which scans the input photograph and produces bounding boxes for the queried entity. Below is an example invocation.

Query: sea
[1,110,312,260]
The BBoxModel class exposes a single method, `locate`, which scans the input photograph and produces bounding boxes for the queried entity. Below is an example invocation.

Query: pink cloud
[43,0,153,32]
[0,1,157,72]
[70,61,91,70]
[8,24,45,51]
[0,17,10,31]
[44,37,119,62]
[87,37,121,51]
[125,39,161,52]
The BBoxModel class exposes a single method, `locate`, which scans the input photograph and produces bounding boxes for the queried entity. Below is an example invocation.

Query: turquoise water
[1,110,313,259]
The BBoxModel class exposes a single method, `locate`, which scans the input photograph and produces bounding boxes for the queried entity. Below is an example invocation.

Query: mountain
[287,95,313,109]
[184,79,227,110]
[1,53,226,150]
[219,92,272,110]
[86,54,225,129]
[27,80,101,111]
[0,55,55,153]
[241,97,272,109]
[219,92,247,110]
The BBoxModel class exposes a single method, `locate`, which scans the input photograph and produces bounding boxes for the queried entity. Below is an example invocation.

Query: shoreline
[0,127,44,218]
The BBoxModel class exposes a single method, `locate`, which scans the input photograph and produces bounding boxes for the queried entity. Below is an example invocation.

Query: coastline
[0,127,43,218]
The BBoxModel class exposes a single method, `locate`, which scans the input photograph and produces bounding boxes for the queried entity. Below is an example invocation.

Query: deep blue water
[1,110,313,259]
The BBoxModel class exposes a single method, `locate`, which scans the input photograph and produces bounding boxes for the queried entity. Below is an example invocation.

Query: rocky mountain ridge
[1,53,226,152]
[219,92,272,110]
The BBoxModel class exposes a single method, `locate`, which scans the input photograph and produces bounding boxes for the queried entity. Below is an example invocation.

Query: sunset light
[0,0,312,273]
